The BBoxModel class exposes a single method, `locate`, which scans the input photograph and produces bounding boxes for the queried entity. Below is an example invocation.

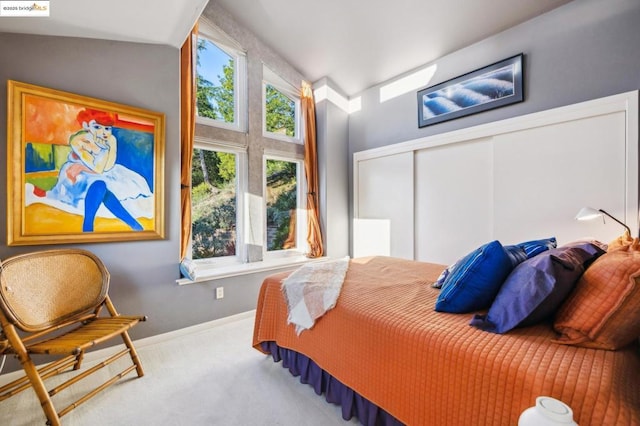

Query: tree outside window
[196,38,235,124]
[191,148,237,259]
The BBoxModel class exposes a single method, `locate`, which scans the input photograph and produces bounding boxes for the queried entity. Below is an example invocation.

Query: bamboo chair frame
[0,249,146,426]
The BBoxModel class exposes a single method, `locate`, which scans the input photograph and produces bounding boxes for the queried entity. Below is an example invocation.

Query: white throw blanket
[282,256,350,335]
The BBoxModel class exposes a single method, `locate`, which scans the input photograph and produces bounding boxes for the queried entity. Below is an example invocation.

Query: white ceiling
[0,0,208,48]
[0,0,572,95]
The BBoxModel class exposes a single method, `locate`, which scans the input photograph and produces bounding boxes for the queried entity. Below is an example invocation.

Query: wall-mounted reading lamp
[574,206,631,236]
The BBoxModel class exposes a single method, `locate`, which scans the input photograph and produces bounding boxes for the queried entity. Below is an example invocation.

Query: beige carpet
[0,311,359,425]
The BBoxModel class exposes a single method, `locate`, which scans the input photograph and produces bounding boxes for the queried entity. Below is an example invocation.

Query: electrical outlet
[216,287,224,299]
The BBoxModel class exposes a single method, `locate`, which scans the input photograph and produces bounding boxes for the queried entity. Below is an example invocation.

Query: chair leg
[73,351,85,371]
[2,322,61,425]
[20,357,61,426]
[104,296,144,378]
[120,331,144,377]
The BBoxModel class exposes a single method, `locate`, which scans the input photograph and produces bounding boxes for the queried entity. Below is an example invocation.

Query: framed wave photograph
[6,80,165,246]
[418,54,524,127]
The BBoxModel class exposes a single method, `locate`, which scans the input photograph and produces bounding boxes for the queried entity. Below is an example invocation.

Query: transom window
[196,18,247,132]
[263,66,301,143]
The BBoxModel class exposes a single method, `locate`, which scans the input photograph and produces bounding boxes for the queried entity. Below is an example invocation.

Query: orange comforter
[252,256,640,425]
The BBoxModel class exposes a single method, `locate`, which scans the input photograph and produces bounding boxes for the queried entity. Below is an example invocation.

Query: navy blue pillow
[434,237,557,288]
[469,242,605,333]
[503,236,557,267]
[503,245,528,267]
[435,240,513,313]
[516,237,557,258]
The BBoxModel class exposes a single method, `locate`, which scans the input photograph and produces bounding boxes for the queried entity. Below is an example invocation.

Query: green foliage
[191,181,237,259]
[192,149,235,188]
[267,187,296,250]
[212,63,235,123]
[265,84,295,137]
[196,39,235,123]
[196,75,218,120]
[191,149,237,259]
[217,152,236,182]
[266,159,297,250]
[266,158,296,186]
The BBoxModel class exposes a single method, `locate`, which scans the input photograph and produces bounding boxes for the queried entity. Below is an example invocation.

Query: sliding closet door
[414,138,493,264]
[355,152,413,259]
[493,111,627,244]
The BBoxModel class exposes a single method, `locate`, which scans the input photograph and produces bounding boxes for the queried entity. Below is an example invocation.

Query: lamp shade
[574,206,631,236]
[574,206,602,221]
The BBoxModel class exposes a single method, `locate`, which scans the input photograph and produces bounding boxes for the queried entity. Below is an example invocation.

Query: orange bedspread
[252,256,640,425]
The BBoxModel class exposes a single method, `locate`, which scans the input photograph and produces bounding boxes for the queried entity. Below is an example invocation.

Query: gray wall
[347,0,640,253]
[349,0,640,155]
[315,78,350,258]
[0,8,308,372]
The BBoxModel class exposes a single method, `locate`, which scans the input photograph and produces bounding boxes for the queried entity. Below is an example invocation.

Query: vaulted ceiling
[0,0,572,95]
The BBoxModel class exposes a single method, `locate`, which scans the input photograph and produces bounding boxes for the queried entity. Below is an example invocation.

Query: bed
[252,254,640,425]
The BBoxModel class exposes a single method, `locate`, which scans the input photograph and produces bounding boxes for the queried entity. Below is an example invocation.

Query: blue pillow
[503,245,528,267]
[504,236,557,266]
[179,258,197,281]
[469,242,605,333]
[434,237,557,288]
[435,240,513,313]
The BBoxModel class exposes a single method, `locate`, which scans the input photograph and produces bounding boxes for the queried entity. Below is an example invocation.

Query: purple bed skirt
[261,341,403,426]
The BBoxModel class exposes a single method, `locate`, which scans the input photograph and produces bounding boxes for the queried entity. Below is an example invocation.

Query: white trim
[354,91,638,162]
[198,16,246,54]
[195,28,247,133]
[351,91,640,263]
[177,255,325,283]
[189,142,247,264]
[354,91,639,224]
[194,135,248,151]
[262,65,302,144]
[263,154,308,259]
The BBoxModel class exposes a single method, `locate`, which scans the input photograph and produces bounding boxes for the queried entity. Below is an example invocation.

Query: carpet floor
[0,311,360,425]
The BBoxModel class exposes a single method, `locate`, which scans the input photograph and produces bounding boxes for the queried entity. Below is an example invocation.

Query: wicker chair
[0,249,146,425]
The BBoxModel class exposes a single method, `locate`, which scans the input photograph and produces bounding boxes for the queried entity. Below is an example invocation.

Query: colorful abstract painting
[7,80,165,245]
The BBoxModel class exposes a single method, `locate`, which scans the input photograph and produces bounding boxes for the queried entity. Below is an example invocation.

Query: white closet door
[355,152,413,259]
[414,138,494,265]
[492,111,627,245]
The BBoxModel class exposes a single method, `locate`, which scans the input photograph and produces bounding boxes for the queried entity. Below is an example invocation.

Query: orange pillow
[607,231,633,251]
[553,239,640,350]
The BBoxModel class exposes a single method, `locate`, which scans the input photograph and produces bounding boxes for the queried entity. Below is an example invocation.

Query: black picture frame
[417,54,524,128]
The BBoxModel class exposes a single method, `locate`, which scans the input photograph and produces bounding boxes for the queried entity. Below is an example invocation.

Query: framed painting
[6,80,165,245]
[418,54,524,127]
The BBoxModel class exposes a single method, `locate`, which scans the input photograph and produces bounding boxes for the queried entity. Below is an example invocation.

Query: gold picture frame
[7,80,165,246]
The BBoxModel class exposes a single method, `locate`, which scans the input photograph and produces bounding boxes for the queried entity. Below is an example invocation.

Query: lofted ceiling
[0,0,209,48]
[0,0,572,96]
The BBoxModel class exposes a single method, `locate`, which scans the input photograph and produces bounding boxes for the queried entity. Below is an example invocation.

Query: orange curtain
[180,24,198,261]
[301,82,324,258]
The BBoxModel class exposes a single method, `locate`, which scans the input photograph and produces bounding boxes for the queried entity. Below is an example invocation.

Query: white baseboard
[0,309,256,386]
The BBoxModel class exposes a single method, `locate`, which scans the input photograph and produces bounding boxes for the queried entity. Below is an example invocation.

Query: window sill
[176,255,326,285]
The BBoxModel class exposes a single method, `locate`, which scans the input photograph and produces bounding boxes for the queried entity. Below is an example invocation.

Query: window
[184,23,310,280]
[264,155,306,258]
[263,66,301,143]
[196,19,247,132]
[190,142,246,264]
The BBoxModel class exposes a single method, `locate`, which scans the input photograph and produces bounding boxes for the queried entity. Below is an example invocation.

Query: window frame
[195,18,247,133]
[190,138,248,269]
[263,152,308,260]
[262,67,302,144]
